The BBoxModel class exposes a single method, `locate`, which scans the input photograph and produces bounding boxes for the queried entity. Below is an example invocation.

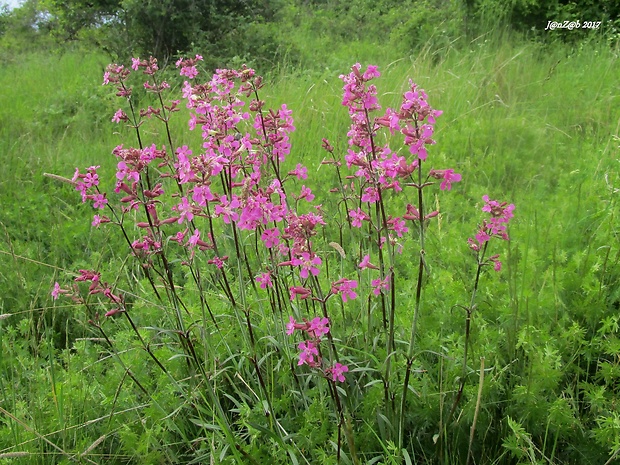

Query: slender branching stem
[447,241,489,426]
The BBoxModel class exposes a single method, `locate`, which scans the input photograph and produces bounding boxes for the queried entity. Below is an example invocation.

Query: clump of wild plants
[51,56,514,463]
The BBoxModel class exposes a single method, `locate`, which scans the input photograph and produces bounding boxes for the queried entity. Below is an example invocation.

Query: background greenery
[0,0,619,463]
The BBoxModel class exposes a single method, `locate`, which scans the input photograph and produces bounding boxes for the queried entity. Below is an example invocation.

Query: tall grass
[1,34,619,464]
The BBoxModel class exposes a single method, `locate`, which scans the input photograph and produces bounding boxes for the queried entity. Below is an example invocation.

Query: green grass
[1,33,619,464]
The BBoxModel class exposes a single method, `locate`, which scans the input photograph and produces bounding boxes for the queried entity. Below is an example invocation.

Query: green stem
[398,159,426,450]
[447,241,488,427]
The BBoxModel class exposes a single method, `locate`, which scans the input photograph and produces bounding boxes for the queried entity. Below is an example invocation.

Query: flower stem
[398,160,426,450]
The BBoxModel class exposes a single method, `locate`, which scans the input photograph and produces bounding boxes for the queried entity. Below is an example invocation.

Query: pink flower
[104,308,124,317]
[175,147,195,184]
[327,362,349,382]
[358,254,379,270]
[207,256,228,269]
[214,195,240,224]
[441,169,462,190]
[475,229,490,245]
[298,340,319,367]
[176,55,202,79]
[111,109,127,123]
[289,286,312,301]
[362,91,379,110]
[361,187,379,203]
[91,193,108,209]
[291,253,322,279]
[403,204,420,221]
[192,185,214,206]
[170,230,187,244]
[468,197,515,272]
[387,217,409,238]
[362,65,380,80]
[405,126,435,161]
[176,144,192,157]
[349,208,369,228]
[289,163,308,180]
[103,287,123,304]
[184,229,212,252]
[180,66,198,79]
[92,215,110,228]
[331,278,358,303]
[340,63,382,113]
[430,169,462,191]
[308,317,330,338]
[238,203,264,231]
[482,195,513,219]
[75,270,100,283]
[376,107,401,134]
[297,185,315,202]
[467,237,480,252]
[261,228,280,249]
[481,196,515,238]
[277,242,290,256]
[286,316,297,335]
[256,272,273,289]
[115,161,139,183]
[188,229,201,248]
[371,275,391,296]
[175,197,194,224]
[51,282,61,300]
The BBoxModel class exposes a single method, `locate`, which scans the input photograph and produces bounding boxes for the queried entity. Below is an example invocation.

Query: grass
[1,33,619,464]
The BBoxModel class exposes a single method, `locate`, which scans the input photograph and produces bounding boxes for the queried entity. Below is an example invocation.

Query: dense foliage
[1,0,619,66]
[1,0,284,65]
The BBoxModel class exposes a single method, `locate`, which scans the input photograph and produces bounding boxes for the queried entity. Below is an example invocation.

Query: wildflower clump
[48,56,516,464]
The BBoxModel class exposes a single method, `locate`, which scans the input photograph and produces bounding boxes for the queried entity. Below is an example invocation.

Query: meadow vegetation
[1,1,619,463]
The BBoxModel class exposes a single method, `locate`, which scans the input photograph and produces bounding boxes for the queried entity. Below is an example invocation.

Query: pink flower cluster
[74,269,125,317]
[285,277,360,303]
[336,64,461,250]
[397,81,443,161]
[429,169,463,191]
[286,316,349,382]
[52,270,125,318]
[175,54,202,79]
[81,61,466,308]
[331,278,358,302]
[59,61,483,387]
[91,58,334,277]
[468,195,516,271]
[72,165,105,206]
[174,64,331,277]
[102,64,130,90]
[276,211,327,282]
[131,56,159,75]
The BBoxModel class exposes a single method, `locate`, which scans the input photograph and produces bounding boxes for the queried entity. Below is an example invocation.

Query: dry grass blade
[81,435,107,457]
[0,452,30,458]
[43,172,78,186]
[329,242,346,259]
